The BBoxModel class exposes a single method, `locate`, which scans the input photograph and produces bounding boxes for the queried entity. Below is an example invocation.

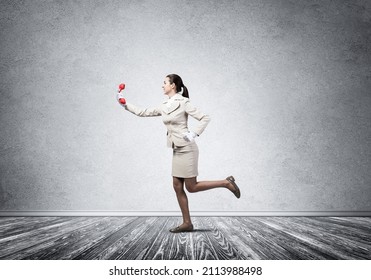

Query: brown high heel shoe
[226,176,241,198]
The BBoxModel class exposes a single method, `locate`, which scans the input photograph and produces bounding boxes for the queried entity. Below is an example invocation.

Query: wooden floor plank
[126,217,174,260]
[253,217,343,259]
[0,216,370,260]
[241,217,307,260]
[137,217,192,260]
[321,217,371,230]
[311,217,371,237]
[72,217,150,260]
[0,217,70,239]
[24,217,136,260]
[199,217,245,260]
[0,217,100,259]
[212,217,261,259]
[256,217,363,259]
[162,217,195,260]
[269,217,371,259]
[104,216,161,260]
[192,217,221,260]
[142,217,197,260]
[281,217,371,259]
[269,217,342,260]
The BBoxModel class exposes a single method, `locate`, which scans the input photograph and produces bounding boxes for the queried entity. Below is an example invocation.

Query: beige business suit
[124,93,210,178]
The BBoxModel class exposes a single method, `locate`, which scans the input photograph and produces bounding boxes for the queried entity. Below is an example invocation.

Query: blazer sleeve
[184,100,211,136]
[124,102,162,117]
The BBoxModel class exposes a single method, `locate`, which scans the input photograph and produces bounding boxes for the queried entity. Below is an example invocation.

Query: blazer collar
[163,93,183,103]
[162,94,183,114]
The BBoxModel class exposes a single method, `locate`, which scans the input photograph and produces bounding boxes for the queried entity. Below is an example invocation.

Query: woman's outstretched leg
[184,176,240,198]
[170,176,194,232]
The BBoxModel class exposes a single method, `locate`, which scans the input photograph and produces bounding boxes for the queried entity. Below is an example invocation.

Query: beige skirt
[172,142,199,178]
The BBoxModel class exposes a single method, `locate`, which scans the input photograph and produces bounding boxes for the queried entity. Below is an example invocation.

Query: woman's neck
[167,91,177,98]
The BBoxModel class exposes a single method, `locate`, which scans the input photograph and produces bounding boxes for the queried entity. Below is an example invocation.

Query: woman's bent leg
[184,177,229,192]
[184,176,240,198]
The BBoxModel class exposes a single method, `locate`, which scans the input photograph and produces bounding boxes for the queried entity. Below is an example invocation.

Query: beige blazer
[124,94,211,147]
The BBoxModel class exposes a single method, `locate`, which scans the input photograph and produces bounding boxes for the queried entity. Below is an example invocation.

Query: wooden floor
[0,216,370,260]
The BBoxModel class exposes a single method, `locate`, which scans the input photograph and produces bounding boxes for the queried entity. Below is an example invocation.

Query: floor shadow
[192,229,213,232]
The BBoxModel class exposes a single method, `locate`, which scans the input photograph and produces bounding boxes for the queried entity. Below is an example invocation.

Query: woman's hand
[183,131,198,142]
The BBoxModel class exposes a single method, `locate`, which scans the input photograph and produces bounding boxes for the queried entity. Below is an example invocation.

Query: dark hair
[166,74,189,98]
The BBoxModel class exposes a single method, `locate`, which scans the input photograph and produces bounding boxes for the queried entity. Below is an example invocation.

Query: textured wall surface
[0,0,370,211]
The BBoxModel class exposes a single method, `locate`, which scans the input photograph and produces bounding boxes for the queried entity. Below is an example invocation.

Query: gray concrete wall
[0,0,370,212]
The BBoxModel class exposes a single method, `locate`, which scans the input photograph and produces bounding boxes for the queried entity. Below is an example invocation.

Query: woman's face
[162,77,175,95]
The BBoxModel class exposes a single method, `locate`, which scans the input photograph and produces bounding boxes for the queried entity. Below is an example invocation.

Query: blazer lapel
[162,101,180,114]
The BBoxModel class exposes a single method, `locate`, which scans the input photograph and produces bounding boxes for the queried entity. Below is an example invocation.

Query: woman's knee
[185,178,197,193]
